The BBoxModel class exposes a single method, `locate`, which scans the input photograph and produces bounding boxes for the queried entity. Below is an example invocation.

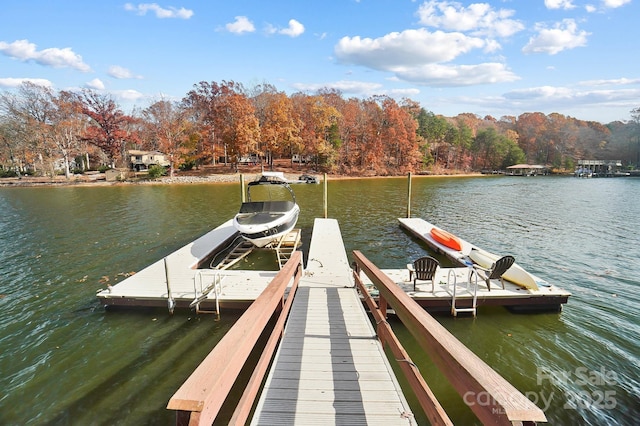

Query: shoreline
[0,171,485,188]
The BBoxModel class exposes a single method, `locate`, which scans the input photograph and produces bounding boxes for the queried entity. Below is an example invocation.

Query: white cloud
[578,77,640,86]
[124,3,193,19]
[522,19,590,55]
[544,0,576,9]
[416,1,524,38]
[334,28,520,87]
[279,19,305,37]
[112,89,146,102]
[335,29,486,69]
[0,39,91,72]
[226,16,255,34]
[292,80,384,94]
[396,62,519,86]
[503,85,640,109]
[108,65,143,79]
[86,78,105,90]
[291,80,420,100]
[602,0,631,8]
[0,77,53,88]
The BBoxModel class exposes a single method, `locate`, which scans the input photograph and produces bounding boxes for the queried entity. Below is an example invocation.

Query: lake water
[0,176,638,425]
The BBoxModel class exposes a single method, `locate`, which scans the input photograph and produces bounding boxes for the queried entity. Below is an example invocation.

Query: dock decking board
[251,219,413,425]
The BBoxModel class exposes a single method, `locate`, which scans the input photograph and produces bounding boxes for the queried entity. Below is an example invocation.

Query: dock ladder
[214,239,255,270]
[275,228,301,269]
[190,270,224,318]
[447,267,479,316]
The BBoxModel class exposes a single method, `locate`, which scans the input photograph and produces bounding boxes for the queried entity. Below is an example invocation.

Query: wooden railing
[351,250,547,426]
[167,251,303,426]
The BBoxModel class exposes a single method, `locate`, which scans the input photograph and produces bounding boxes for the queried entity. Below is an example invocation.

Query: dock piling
[323,173,328,218]
[407,172,412,218]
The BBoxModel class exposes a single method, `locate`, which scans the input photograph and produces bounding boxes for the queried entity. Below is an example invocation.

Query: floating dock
[396,217,570,312]
[96,220,279,311]
[97,217,569,315]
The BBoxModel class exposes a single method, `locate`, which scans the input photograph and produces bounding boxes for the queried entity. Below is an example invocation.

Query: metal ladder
[190,270,224,319]
[275,229,301,269]
[447,267,478,317]
[214,239,255,270]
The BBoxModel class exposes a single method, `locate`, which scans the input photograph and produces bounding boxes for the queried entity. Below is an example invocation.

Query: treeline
[1,81,639,178]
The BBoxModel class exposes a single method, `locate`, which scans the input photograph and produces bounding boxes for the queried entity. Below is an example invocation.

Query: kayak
[430,227,463,251]
[468,248,539,290]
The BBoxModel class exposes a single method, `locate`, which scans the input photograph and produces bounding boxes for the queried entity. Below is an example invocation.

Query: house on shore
[128,150,170,171]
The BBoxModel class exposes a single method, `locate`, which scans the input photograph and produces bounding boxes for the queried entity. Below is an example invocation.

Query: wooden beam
[167,251,302,425]
[352,250,547,425]
[353,266,453,426]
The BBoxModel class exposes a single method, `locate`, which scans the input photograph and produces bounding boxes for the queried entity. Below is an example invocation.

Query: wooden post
[323,173,328,218]
[240,174,245,203]
[407,172,412,218]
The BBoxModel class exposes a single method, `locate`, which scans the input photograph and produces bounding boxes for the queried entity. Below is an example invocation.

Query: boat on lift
[233,172,300,248]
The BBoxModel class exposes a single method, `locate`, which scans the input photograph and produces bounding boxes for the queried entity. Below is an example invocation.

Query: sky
[1,0,638,124]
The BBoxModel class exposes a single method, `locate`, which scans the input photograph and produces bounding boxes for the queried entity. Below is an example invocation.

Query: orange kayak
[430,227,462,251]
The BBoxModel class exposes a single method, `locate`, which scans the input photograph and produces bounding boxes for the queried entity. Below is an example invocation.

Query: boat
[298,174,318,184]
[233,172,300,248]
[430,227,462,251]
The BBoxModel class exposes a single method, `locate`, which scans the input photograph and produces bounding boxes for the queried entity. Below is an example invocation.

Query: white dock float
[251,219,414,425]
[397,217,570,311]
[96,220,278,310]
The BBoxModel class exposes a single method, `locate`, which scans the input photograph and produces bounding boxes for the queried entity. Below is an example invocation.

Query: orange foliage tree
[78,89,138,167]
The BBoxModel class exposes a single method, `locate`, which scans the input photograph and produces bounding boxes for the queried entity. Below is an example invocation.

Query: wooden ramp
[251,219,414,425]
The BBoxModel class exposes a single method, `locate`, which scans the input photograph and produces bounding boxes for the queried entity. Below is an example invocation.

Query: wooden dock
[251,219,413,424]
[166,218,547,425]
[397,217,570,312]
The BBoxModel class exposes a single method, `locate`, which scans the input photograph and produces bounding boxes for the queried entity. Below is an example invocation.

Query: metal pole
[164,257,175,314]
[240,174,245,203]
[407,172,412,218]
[323,173,328,218]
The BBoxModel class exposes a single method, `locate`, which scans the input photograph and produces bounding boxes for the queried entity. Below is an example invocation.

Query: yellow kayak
[468,248,539,291]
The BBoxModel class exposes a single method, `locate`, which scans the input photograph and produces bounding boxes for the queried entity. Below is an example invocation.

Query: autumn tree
[182,81,224,165]
[251,86,302,167]
[45,90,86,178]
[78,90,137,167]
[515,112,548,162]
[216,82,260,169]
[0,83,61,175]
[380,96,419,172]
[142,99,192,176]
[291,93,341,170]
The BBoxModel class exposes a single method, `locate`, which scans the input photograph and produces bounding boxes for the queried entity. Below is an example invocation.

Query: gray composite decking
[250,218,415,425]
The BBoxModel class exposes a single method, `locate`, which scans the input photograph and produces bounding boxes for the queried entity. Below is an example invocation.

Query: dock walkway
[251,219,414,425]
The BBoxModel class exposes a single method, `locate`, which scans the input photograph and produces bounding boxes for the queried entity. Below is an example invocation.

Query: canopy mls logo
[463,366,618,413]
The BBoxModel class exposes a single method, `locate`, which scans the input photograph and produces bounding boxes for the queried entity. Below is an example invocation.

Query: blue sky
[1,1,638,123]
